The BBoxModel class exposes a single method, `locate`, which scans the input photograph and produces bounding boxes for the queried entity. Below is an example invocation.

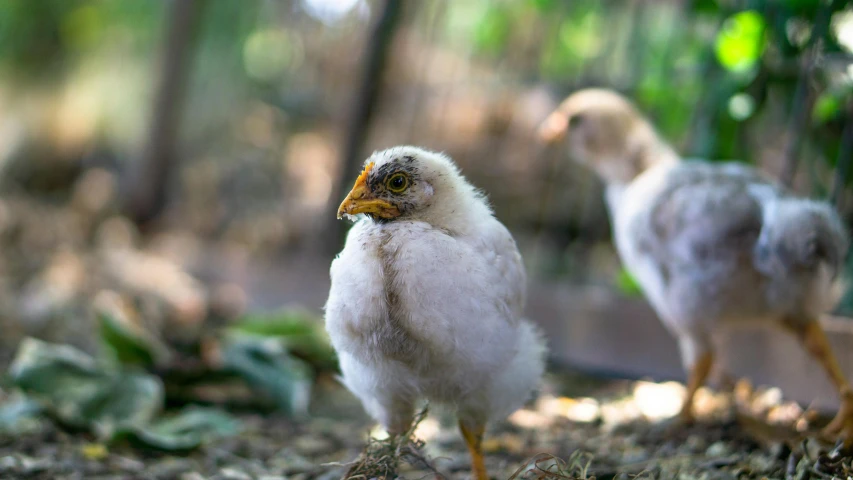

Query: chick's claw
[822,389,853,449]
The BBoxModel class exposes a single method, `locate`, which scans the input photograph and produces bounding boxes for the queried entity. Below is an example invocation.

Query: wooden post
[325,0,404,253]
[780,0,835,188]
[831,109,853,209]
[127,0,205,226]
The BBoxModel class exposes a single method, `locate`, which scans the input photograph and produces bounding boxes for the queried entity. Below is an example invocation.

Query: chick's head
[538,88,673,184]
[337,146,486,226]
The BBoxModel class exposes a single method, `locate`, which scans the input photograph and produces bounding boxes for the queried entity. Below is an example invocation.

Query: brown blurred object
[71,168,117,217]
[127,0,206,226]
[18,250,88,335]
[209,282,248,322]
[325,0,405,253]
[100,248,208,345]
[0,162,251,367]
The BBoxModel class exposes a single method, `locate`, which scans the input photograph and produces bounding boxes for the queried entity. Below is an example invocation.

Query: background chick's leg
[459,419,488,480]
[785,319,853,447]
[677,332,714,422]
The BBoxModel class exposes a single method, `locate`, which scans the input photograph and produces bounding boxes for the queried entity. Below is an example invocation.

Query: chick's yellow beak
[337,162,401,219]
[537,110,569,144]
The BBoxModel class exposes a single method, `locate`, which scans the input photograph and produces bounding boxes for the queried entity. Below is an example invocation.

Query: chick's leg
[677,333,714,423]
[379,397,415,437]
[681,352,714,422]
[459,420,488,480]
[338,353,416,436]
[789,320,853,447]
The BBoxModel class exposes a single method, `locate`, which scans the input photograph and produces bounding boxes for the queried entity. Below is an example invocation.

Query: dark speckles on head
[363,157,427,223]
[353,146,477,226]
[370,162,421,189]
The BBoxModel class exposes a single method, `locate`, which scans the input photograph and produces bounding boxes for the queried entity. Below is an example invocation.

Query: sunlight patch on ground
[633,381,685,420]
[600,396,643,426]
[508,409,552,429]
[536,395,600,423]
[368,424,389,440]
[413,417,440,442]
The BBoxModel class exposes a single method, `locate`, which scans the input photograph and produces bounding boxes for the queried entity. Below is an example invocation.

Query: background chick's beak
[336,175,401,219]
[537,110,569,144]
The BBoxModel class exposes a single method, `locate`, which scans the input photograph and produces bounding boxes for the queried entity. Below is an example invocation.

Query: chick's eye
[386,173,409,193]
[568,114,585,129]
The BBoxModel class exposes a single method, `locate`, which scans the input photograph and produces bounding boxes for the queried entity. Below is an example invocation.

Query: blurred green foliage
[436,0,853,308]
[0,0,81,78]
[9,338,162,436]
[3,308,335,447]
[98,308,172,369]
[124,406,240,451]
[0,0,162,80]
[7,338,240,451]
[447,0,852,172]
[220,335,313,416]
[615,268,643,298]
[715,11,766,73]
[97,303,335,415]
[0,0,846,183]
[0,0,850,311]
[473,4,512,55]
[230,310,338,373]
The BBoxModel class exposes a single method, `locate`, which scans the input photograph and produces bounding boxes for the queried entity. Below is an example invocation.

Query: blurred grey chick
[538,88,853,446]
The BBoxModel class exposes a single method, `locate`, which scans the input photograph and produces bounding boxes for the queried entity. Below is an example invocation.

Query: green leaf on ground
[220,334,312,416]
[230,309,337,372]
[0,396,43,434]
[7,337,239,450]
[9,338,163,438]
[123,406,241,451]
[95,291,173,368]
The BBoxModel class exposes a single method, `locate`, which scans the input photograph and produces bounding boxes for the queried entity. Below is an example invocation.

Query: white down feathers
[324,146,546,432]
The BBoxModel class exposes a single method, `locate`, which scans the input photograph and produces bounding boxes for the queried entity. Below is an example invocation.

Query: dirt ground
[1,368,851,480]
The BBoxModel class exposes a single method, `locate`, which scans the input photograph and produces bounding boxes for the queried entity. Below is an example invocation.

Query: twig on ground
[340,406,444,480]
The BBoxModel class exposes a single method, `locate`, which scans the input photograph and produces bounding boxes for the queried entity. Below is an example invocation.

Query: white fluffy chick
[325,146,547,479]
[539,89,853,446]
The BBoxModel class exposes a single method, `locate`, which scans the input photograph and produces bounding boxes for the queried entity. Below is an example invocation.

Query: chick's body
[325,147,545,479]
[540,89,853,444]
[614,161,847,361]
[327,215,542,430]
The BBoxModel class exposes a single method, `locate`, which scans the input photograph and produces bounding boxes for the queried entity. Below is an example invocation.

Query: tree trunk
[780,0,835,188]
[127,0,205,226]
[325,0,404,253]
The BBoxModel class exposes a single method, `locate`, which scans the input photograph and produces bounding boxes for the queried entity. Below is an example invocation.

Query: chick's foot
[823,388,853,450]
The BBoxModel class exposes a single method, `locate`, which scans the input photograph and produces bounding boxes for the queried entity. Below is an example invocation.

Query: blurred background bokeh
[0,0,852,428]
[0,0,852,476]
